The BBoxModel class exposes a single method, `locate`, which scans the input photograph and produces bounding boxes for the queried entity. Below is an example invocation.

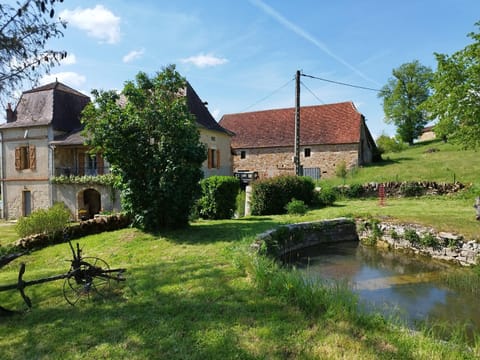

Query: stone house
[219,102,378,179]
[0,81,231,220]
[417,125,436,142]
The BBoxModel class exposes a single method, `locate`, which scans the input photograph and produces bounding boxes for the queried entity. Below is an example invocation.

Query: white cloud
[123,49,145,63]
[211,108,221,120]
[40,72,87,89]
[60,53,77,65]
[60,5,121,44]
[180,53,228,68]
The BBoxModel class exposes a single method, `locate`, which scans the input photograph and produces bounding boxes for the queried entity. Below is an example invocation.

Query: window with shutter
[15,147,21,170]
[208,149,216,169]
[15,146,33,170]
[28,145,36,170]
[216,149,220,169]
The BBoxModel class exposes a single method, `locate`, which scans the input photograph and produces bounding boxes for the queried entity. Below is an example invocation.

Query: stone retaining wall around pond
[357,219,479,266]
[253,217,479,266]
[253,218,358,258]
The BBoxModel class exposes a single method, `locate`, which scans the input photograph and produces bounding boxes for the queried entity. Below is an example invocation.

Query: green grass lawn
[0,221,20,247]
[0,201,479,359]
[1,140,479,358]
[0,227,471,359]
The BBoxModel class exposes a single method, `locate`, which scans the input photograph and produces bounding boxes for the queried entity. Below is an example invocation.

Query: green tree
[375,133,407,154]
[0,0,67,103]
[424,22,480,149]
[378,60,433,145]
[82,65,207,231]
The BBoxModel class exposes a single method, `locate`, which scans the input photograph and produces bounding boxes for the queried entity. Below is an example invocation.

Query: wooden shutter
[207,149,212,169]
[78,151,85,176]
[97,153,104,175]
[216,149,220,169]
[28,145,36,170]
[15,147,21,170]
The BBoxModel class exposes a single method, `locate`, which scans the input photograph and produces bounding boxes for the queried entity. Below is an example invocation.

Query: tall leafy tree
[82,65,207,231]
[378,60,433,145]
[0,0,67,103]
[424,22,480,149]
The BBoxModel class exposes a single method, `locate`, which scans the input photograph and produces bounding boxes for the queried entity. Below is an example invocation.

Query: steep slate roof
[0,81,90,131]
[51,127,87,146]
[50,82,229,146]
[219,102,365,149]
[185,82,229,134]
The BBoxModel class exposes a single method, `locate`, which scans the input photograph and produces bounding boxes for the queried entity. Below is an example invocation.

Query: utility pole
[294,70,301,176]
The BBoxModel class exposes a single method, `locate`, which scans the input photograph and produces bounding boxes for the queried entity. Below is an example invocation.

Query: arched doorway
[80,188,101,219]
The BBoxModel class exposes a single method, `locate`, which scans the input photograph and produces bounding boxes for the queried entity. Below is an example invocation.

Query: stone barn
[219,102,378,179]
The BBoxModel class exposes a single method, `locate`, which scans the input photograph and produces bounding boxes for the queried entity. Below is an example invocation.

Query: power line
[300,80,325,104]
[301,73,382,92]
[241,77,295,112]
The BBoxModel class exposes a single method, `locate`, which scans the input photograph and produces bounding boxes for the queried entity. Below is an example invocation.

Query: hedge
[251,175,315,215]
[197,176,240,219]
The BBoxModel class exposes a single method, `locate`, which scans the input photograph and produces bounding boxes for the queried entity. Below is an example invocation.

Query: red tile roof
[219,101,364,149]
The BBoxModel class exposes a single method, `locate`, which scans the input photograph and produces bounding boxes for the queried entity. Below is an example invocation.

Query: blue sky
[26,0,480,137]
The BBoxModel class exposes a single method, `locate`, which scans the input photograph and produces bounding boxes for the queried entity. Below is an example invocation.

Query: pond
[289,242,480,338]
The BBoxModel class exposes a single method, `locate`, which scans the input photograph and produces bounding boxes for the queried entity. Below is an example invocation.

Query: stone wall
[3,182,51,219]
[253,218,358,258]
[357,219,479,266]
[233,144,359,179]
[337,181,465,198]
[14,214,131,250]
[53,183,121,220]
[253,217,479,266]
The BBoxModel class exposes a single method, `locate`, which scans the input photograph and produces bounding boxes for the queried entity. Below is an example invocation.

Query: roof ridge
[23,81,89,98]
[222,101,356,118]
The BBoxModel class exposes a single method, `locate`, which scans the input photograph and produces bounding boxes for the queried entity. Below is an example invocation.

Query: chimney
[6,103,16,123]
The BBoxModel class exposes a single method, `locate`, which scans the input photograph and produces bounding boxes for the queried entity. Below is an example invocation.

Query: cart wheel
[63,257,111,306]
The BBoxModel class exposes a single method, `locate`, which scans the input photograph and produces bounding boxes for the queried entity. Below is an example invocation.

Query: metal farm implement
[0,239,126,310]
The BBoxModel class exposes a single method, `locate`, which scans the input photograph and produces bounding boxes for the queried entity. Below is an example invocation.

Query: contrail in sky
[249,0,380,86]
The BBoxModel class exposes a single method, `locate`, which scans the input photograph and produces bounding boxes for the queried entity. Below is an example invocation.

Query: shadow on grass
[365,157,413,168]
[0,260,412,360]
[156,217,281,245]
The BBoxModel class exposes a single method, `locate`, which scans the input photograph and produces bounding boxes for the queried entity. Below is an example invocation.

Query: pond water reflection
[290,242,479,336]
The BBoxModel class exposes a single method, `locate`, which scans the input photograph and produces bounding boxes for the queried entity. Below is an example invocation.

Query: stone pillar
[245,185,252,216]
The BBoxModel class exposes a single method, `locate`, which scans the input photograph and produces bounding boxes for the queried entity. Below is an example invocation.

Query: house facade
[417,125,436,142]
[219,102,378,179]
[0,81,231,220]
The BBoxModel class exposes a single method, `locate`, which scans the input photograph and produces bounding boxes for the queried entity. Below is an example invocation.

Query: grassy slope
[326,139,479,185]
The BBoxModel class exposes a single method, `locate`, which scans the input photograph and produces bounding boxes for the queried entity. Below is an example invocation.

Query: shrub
[404,229,420,244]
[15,202,71,238]
[314,185,337,207]
[235,190,246,218]
[251,175,315,215]
[376,134,408,154]
[285,199,308,215]
[345,183,365,198]
[335,161,348,183]
[420,233,438,248]
[197,176,240,219]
